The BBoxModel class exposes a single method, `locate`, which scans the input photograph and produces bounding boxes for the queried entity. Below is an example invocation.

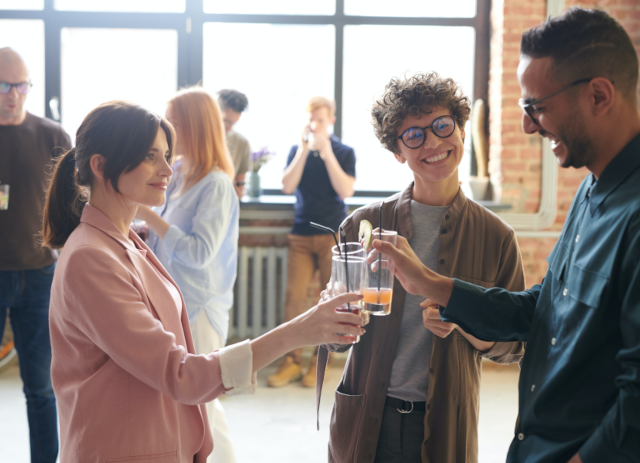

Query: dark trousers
[0,264,58,463]
[374,400,425,463]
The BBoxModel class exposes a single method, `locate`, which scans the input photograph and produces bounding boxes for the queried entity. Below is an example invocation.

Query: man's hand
[300,126,311,152]
[311,132,333,160]
[234,182,246,198]
[420,299,457,338]
[372,235,454,306]
[371,234,430,297]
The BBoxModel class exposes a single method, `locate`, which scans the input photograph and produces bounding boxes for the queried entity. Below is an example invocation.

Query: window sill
[239,192,511,221]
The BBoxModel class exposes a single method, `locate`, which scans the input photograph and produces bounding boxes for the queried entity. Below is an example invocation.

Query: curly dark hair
[371,72,471,154]
[217,89,249,113]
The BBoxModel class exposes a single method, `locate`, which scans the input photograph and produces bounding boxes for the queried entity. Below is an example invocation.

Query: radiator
[230,246,289,339]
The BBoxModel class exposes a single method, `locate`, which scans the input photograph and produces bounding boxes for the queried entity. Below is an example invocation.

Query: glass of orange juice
[330,243,367,343]
[363,230,397,316]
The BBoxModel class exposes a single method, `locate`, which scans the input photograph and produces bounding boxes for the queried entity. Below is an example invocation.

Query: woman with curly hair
[320,72,526,463]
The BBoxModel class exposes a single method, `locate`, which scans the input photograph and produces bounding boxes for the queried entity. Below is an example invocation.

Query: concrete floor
[0,358,519,463]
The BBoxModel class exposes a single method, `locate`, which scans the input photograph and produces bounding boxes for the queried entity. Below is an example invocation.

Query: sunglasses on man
[0,82,33,95]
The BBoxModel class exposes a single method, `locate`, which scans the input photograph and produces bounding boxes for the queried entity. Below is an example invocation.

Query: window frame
[0,0,490,181]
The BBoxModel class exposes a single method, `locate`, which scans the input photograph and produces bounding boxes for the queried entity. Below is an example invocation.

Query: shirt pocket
[567,264,609,308]
[329,381,366,463]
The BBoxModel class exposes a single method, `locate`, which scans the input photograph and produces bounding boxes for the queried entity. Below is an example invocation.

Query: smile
[423,150,452,164]
[149,183,168,190]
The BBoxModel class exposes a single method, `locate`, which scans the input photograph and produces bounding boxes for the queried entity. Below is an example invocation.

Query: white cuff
[219,339,256,396]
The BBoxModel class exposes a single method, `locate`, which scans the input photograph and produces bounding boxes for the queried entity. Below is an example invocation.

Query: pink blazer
[50,204,254,463]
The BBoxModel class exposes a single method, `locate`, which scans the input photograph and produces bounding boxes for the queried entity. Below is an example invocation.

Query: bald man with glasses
[0,47,71,463]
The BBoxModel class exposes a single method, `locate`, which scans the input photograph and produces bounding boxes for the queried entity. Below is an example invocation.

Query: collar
[394,182,465,241]
[590,132,640,215]
[80,203,137,252]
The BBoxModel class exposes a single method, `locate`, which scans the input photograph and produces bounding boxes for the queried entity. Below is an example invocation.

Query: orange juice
[362,288,393,315]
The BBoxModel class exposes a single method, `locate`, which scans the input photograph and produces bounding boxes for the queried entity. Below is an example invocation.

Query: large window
[0,0,489,193]
[61,27,178,137]
[342,25,476,190]
[203,23,335,189]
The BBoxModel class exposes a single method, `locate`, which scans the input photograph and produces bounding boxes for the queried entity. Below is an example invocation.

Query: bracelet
[236,182,246,186]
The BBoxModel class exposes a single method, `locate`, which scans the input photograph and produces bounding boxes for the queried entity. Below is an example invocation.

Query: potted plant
[249,146,275,198]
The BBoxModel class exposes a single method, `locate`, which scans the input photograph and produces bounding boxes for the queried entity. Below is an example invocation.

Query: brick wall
[490,0,640,287]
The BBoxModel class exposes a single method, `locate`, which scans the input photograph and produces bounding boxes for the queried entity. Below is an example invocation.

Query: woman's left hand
[135,205,152,221]
[420,299,457,338]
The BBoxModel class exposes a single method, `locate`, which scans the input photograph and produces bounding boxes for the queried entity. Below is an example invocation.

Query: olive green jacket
[318,184,526,463]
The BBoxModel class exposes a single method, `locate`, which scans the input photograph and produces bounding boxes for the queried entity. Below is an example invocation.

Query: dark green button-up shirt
[442,133,640,463]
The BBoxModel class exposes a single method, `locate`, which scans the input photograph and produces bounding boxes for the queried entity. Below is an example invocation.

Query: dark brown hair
[521,8,639,99]
[42,100,175,249]
[217,89,249,113]
[371,72,471,154]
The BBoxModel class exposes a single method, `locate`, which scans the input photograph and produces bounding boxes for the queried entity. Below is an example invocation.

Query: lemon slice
[358,220,373,250]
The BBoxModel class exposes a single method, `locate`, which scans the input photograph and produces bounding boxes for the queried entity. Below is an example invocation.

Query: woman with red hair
[139,87,239,462]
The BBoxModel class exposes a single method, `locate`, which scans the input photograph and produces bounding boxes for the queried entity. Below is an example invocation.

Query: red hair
[168,87,235,193]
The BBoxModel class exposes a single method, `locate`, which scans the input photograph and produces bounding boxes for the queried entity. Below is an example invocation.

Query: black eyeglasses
[0,82,33,95]
[397,115,457,149]
[518,78,593,126]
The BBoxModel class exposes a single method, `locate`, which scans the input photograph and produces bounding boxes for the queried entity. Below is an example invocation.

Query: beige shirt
[226,130,251,175]
[320,184,526,463]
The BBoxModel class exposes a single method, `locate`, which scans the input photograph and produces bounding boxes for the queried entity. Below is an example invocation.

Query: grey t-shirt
[387,200,449,402]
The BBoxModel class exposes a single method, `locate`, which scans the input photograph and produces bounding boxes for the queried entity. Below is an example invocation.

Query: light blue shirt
[148,168,239,343]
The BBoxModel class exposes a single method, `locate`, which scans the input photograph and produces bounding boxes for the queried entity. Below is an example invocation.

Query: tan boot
[267,356,302,387]
[301,354,330,387]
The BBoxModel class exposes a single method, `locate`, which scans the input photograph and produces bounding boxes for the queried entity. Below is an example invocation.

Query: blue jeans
[0,264,58,463]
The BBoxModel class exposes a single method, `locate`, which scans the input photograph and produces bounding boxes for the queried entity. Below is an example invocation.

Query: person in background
[0,47,71,463]
[374,9,640,463]
[321,72,525,463]
[139,87,238,463]
[218,89,251,198]
[269,96,356,388]
[43,99,366,463]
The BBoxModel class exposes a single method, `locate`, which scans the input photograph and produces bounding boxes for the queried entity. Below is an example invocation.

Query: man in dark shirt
[0,47,71,463]
[268,96,356,388]
[374,8,640,463]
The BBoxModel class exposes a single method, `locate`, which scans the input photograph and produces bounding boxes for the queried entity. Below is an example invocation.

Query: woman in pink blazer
[41,100,365,463]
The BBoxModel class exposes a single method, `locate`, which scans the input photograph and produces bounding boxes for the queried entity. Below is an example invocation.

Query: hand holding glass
[330,243,367,343]
[364,230,397,316]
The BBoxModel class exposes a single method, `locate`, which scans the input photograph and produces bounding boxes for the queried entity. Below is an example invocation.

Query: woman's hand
[251,292,365,373]
[290,292,365,347]
[135,205,170,239]
[420,299,457,338]
[135,205,152,221]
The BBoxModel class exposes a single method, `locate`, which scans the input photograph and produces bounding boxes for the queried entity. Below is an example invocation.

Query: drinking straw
[309,222,341,259]
[377,204,382,302]
[339,227,352,313]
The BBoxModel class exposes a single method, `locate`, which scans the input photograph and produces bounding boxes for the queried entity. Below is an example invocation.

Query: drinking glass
[330,243,366,343]
[0,184,9,210]
[363,230,397,316]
